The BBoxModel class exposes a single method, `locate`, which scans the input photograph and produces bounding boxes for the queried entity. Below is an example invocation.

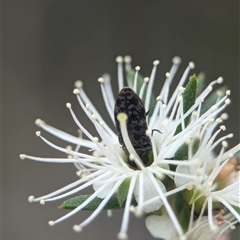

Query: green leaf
[175,74,197,135]
[189,189,204,204]
[175,191,190,231]
[126,70,155,113]
[174,143,188,161]
[60,194,121,210]
[60,194,137,210]
[118,178,131,207]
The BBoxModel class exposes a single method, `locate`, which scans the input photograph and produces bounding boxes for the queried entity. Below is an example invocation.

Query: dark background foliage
[2,1,239,240]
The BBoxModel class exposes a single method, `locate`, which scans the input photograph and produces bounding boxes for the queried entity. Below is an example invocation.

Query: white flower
[146,212,238,240]
[20,56,239,239]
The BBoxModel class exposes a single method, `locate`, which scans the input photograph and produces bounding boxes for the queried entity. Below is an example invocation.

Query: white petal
[134,173,165,212]
[146,215,178,239]
[174,165,191,187]
[93,174,116,198]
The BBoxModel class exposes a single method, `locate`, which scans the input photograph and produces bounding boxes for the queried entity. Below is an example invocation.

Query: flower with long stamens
[20,56,240,240]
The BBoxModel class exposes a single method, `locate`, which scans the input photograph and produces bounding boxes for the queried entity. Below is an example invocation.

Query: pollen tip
[35,131,41,137]
[91,114,97,120]
[129,153,134,160]
[67,103,72,109]
[40,199,45,205]
[153,60,160,65]
[156,96,162,101]
[92,137,99,143]
[74,80,83,88]
[135,66,140,71]
[172,56,181,65]
[225,99,231,105]
[207,85,213,92]
[98,77,104,83]
[19,154,26,160]
[220,113,229,120]
[220,125,226,131]
[226,90,231,95]
[73,225,82,232]
[48,220,55,226]
[145,129,150,136]
[116,56,123,63]
[189,61,195,69]
[165,72,170,78]
[222,141,228,148]
[100,121,105,126]
[73,88,80,94]
[143,77,149,83]
[117,113,128,122]
[124,55,132,63]
[216,77,224,84]
[117,232,128,240]
[28,195,35,202]
[35,118,45,126]
[228,133,234,138]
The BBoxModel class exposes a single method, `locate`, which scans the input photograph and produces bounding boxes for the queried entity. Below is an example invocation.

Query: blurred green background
[2,1,239,239]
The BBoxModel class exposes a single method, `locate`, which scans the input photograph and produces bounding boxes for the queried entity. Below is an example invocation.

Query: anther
[19,154,26,160]
[117,113,128,122]
[153,60,160,65]
[226,90,231,95]
[227,133,234,138]
[98,77,104,83]
[172,56,181,65]
[179,86,185,93]
[135,66,140,71]
[220,125,226,131]
[73,225,82,232]
[91,114,97,120]
[99,121,105,126]
[222,141,228,148]
[92,137,99,143]
[143,77,149,83]
[215,118,222,123]
[129,154,135,161]
[28,195,35,202]
[73,89,80,94]
[165,72,170,78]
[40,199,45,205]
[145,129,150,136]
[66,103,72,108]
[124,55,132,63]
[74,80,83,88]
[85,104,90,110]
[118,232,128,240]
[207,85,213,92]
[216,77,224,84]
[225,99,231,105]
[189,61,195,69]
[220,113,229,120]
[156,96,162,101]
[116,56,123,63]
[48,221,55,226]
[36,131,41,137]
[35,118,45,126]
[177,96,182,102]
